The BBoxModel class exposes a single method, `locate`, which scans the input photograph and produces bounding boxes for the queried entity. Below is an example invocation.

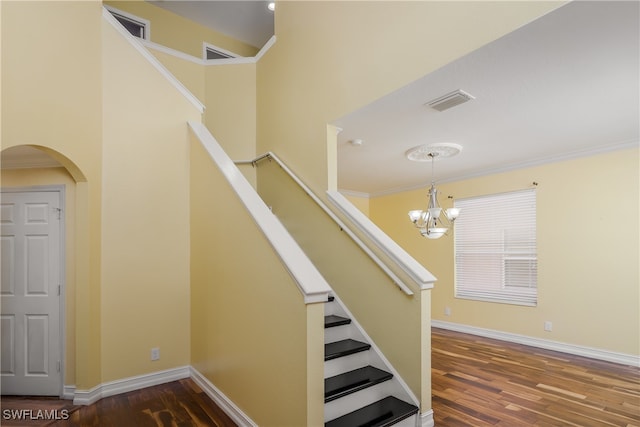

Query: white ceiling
[148,0,275,49]
[333,1,639,196]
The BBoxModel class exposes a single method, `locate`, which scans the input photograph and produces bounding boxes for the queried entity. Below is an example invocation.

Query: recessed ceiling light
[267,2,275,11]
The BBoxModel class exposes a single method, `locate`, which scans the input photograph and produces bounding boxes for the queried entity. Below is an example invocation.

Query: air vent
[426,89,475,112]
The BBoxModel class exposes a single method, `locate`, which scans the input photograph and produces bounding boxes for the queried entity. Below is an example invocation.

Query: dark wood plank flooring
[1,378,236,427]
[432,327,640,426]
[2,329,638,426]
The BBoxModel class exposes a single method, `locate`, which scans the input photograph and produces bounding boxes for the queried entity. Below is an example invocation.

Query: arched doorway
[1,145,86,397]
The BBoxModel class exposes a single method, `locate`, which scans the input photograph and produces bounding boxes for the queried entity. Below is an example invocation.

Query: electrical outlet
[544,321,553,332]
[151,347,160,361]
[444,307,451,316]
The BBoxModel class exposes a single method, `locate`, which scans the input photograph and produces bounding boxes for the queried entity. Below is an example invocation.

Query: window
[105,6,150,40]
[203,43,237,60]
[454,189,537,306]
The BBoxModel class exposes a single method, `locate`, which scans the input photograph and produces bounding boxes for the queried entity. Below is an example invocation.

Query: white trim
[142,39,205,65]
[103,5,151,41]
[72,366,190,405]
[236,152,415,296]
[419,410,435,427]
[327,190,436,290]
[255,35,277,61]
[102,7,205,114]
[62,385,76,400]
[190,367,258,427]
[189,122,331,304]
[432,320,640,367]
[338,189,370,199]
[354,139,640,198]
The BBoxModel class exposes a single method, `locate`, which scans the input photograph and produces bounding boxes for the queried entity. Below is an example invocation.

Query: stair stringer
[324,293,420,423]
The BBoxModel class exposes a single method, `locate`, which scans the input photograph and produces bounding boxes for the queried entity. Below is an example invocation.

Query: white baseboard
[62,385,76,400]
[432,320,640,367]
[419,409,434,427]
[72,366,190,405]
[189,367,258,427]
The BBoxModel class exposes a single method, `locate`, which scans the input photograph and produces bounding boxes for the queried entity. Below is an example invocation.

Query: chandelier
[407,143,462,239]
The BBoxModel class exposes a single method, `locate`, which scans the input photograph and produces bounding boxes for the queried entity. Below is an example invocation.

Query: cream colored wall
[256,160,424,400]
[100,16,201,382]
[343,193,370,216]
[1,0,104,389]
[203,64,257,159]
[104,1,259,57]
[147,48,206,103]
[0,167,77,385]
[256,0,564,412]
[257,1,564,197]
[190,136,319,426]
[371,148,640,356]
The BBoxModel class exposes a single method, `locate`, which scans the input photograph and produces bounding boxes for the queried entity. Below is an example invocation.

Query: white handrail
[236,152,427,295]
[327,191,436,290]
[189,122,331,304]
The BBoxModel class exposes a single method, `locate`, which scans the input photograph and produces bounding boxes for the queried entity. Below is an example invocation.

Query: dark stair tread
[325,339,371,361]
[325,366,393,402]
[325,315,351,329]
[325,396,418,427]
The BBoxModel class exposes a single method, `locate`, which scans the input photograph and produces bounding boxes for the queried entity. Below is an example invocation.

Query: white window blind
[454,189,537,306]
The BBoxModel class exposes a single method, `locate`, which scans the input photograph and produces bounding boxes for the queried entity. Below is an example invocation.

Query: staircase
[324,296,419,427]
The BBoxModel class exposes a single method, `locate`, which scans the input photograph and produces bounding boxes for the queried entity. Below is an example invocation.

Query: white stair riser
[324,351,372,378]
[324,381,394,422]
[324,325,356,344]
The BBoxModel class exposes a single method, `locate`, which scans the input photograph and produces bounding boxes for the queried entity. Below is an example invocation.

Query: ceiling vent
[426,89,475,112]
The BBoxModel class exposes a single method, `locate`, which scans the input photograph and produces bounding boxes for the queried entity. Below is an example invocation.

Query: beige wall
[99,16,201,382]
[2,0,104,389]
[104,1,259,57]
[343,193,370,217]
[257,1,564,197]
[203,64,257,160]
[2,0,203,390]
[371,148,640,356]
[190,136,321,426]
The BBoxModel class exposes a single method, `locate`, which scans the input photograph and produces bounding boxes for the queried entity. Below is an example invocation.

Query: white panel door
[1,190,62,396]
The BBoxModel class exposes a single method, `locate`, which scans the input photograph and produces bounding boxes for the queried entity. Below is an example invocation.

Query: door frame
[1,185,66,397]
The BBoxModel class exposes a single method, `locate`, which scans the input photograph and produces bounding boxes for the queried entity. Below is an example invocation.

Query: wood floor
[432,327,640,426]
[2,329,638,426]
[0,378,237,427]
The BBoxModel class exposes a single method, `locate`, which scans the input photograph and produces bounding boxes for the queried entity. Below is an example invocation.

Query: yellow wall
[2,0,104,389]
[343,193,370,216]
[255,0,563,412]
[371,148,640,356]
[100,14,200,381]
[256,159,425,400]
[203,64,257,160]
[147,48,206,103]
[3,0,203,390]
[190,136,321,426]
[0,167,77,385]
[257,1,564,197]
[104,1,259,57]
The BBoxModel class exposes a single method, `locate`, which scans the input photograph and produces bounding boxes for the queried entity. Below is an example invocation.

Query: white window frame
[454,188,537,306]
[104,5,151,41]
[203,42,239,60]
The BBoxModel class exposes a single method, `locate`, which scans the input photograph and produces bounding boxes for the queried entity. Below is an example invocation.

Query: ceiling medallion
[405,143,463,162]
